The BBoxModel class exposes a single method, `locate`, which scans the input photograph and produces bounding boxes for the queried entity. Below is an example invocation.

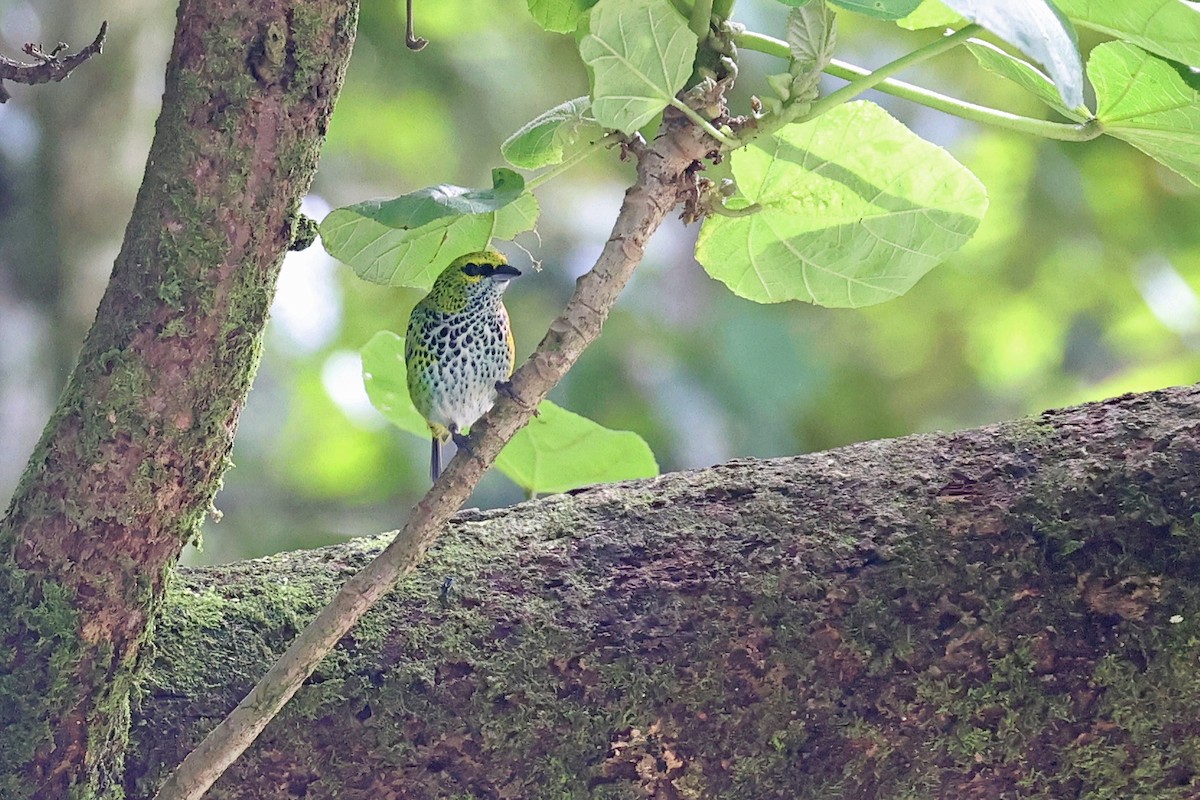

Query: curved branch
[0,21,108,102]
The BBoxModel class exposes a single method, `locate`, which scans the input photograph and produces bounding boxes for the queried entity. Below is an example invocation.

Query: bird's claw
[451,429,473,454]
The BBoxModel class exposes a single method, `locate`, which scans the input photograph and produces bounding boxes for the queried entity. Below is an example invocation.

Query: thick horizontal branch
[0,21,107,102]
[127,384,1200,799]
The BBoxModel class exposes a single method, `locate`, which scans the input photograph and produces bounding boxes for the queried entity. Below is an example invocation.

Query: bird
[406,250,521,481]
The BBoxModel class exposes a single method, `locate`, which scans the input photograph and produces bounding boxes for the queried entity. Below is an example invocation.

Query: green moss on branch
[128,385,1200,799]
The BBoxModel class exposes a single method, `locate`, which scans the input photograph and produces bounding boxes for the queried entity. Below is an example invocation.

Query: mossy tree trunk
[0,1,357,796]
[122,385,1200,799]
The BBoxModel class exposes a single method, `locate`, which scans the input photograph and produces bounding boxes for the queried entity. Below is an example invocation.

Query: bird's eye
[461,263,484,277]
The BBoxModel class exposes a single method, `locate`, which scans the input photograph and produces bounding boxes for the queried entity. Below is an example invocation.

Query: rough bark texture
[0,1,357,796]
[126,385,1200,799]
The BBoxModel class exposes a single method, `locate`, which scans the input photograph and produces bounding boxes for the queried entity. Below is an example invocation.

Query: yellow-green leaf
[578,0,697,134]
[1091,42,1200,188]
[502,97,604,170]
[321,170,539,290]
[360,331,658,493]
[497,403,658,494]
[1055,0,1200,67]
[696,101,987,308]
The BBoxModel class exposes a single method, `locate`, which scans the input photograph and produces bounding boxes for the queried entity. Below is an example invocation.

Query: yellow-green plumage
[406,250,520,480]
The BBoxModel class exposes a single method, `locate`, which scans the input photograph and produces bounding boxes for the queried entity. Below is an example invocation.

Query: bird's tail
[430,436,441,481]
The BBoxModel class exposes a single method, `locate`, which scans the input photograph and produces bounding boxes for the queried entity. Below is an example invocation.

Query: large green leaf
[966,39,1088,118]
[361,331,429,436]
[1091,42,1200,187]
[1055,0,1200,67]
[828,0,921,20]
[528,0,597,33]
[695,101,987,308]
[940,0,1084,109]
[577,0,697,134]
[361,331,658,493]
[496,402,658,494]
[321,169,539,290]
[501,97,604,170]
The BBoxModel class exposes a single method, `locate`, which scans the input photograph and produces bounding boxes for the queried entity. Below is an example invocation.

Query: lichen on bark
[0,1,358,796]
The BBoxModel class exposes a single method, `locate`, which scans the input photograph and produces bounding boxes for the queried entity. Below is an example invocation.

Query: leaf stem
[669,97,740,147]
[822,59,1102,142]
[799,24,981,121]
[733,29,1103,142]
[708,200,761,218]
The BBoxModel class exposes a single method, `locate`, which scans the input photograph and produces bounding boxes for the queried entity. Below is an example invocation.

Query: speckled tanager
[405,250,520,480]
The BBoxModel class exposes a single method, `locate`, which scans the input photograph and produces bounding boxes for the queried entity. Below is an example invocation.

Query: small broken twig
[0,21,108,102]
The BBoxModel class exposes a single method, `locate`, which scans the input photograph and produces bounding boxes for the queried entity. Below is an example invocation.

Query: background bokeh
[2,0,1197,565]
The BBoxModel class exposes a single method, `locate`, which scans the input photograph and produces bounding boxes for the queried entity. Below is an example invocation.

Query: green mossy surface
[125,387,1200,799]
[0,561,84,798]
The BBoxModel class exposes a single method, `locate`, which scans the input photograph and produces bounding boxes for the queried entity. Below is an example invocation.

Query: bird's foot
[450,427,474,454]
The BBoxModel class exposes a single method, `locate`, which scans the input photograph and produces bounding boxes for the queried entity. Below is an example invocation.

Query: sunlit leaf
[321,169,539,290]
[695,101,987,308]
[361,331,658,493]
[966,39,1088,117]
[497,403,659,494]
[940,0,1084,109]
[578,0,697,133]
[502,97,604,169]
[1091,42,1200,187]
[528,0,597,33]
[1054,0,1200,67]
[828,0,921,20]
[361,331,429,436]
[896,0,963,29]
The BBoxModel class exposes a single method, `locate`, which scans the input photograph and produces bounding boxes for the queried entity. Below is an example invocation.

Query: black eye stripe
[461,263,485,277]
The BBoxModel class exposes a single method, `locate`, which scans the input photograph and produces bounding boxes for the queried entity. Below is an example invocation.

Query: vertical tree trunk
[0,1,358,796]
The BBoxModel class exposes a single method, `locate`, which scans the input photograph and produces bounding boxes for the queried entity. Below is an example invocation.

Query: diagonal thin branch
[151,109,718,800]
[0,21,108,103]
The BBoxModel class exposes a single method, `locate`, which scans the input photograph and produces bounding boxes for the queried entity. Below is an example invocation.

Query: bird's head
[425,250,521,313]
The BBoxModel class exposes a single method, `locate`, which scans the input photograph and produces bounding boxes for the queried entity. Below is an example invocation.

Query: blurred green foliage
[5,0,1193,565]
[205,0,1200,563]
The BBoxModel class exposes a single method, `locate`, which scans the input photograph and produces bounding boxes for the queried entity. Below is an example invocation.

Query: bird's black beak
[490,264,522,281]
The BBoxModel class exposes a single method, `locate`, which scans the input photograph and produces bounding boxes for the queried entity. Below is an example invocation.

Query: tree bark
[126,384,1200,799]
[0,1,356,796]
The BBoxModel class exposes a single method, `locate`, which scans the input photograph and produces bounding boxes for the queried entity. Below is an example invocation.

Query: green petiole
[734,29,1102,142]
[799,24,982,120]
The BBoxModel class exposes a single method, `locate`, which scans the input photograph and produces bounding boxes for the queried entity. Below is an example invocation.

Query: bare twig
[0,21,108,103]
[151,107,718,800]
